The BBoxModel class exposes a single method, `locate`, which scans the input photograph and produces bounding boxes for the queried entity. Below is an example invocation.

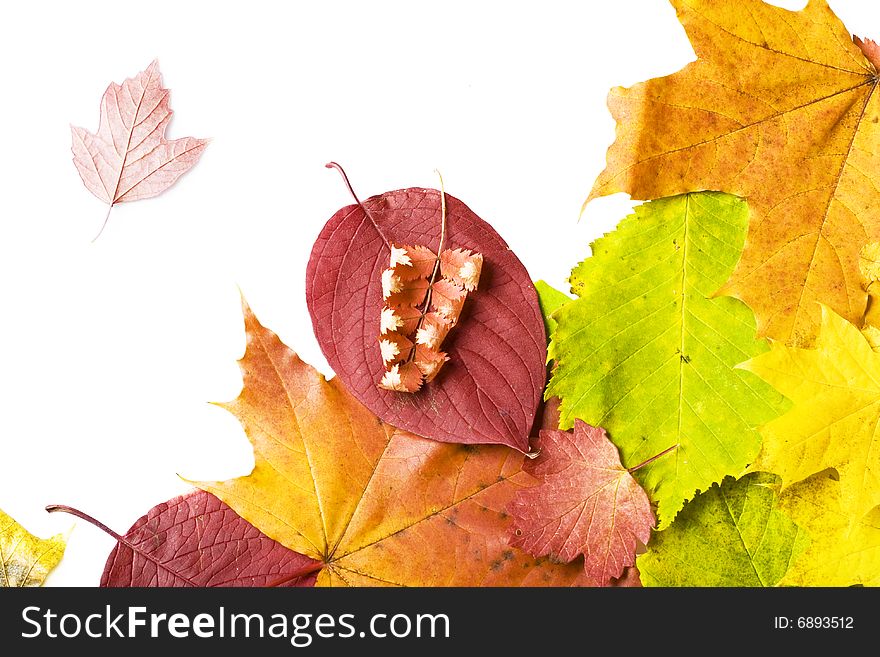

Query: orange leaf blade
[587,0,880,346]
[327,433,595,586]
[197,300,594,586]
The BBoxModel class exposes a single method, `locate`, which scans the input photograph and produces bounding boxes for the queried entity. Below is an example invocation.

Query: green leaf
[546,193,787,526]
[534,280,572,341]
[637,473,809,587]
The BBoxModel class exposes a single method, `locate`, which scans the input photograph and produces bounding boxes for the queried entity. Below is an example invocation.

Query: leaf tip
[177,473,197,487]
[579,197,591,220]
[238,290,255,323]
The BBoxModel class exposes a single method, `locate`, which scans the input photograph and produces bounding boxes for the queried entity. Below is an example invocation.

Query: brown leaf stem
[46,503,125,541]
[325,162,390,247]
[46,503,202,587]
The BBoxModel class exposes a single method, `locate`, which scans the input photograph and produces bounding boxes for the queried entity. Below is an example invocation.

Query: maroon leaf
[307,186,545,452]
[48,491,320,587]
[508,421,655,585]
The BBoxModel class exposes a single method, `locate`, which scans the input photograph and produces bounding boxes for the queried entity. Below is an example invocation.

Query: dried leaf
[414,313,451,350]
[589,0,880,347]
[1,507,65,587]
[741,305,880,521]
[50,491,319,587]
[546,193,786,526]
[637,473,809,587]
[193,299,592,586]
[390,244,437,280]
[307,188,546,452]
[71,60,208,235]
[509,421,655,585]
[778,471,880,586]
[379,361,424,393]
[860,242,880,328]
[429,278,467,322]
[534,280,572,340]
[440,248,484,291]
[377,241,481,393]
[378,332,413,366]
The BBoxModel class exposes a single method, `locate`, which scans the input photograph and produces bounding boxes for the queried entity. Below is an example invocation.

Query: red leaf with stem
[509,421,665,585]
[47,491,319,587]
[306,164,546,452]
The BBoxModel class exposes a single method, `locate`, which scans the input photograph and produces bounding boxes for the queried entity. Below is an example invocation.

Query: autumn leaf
[508,420,654,585]
[741,304,880,521]
[637,473,808,587]
[546,192,786,526]
[534,280,572,340]
[71,60,208,238]
[1,507,65,587]
[48,491,319,587]
[377,232,484,392]
[193,299,595,586]
[589,0,880,347]
[859,242,880,329]
[307,171,546,452]
[777,470,880,586]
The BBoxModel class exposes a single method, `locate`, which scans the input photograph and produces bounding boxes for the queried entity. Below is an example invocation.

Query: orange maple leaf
[193,299,601,586]
[589,0,880,347]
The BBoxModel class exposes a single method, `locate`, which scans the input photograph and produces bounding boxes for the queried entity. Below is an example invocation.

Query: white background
[0,0,874,585]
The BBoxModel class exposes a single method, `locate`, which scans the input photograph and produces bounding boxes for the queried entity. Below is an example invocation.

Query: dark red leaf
[306,188,545,452]
[51,491,321,587]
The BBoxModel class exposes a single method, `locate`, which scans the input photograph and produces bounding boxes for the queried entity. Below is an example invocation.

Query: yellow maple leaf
[778,470,880,586]
[589,0,880,347]
[740,305,880,521]
[860,242,880,329]
[1,507,66,587]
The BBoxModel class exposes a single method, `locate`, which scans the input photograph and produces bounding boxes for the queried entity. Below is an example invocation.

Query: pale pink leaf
[71,60,208,206]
